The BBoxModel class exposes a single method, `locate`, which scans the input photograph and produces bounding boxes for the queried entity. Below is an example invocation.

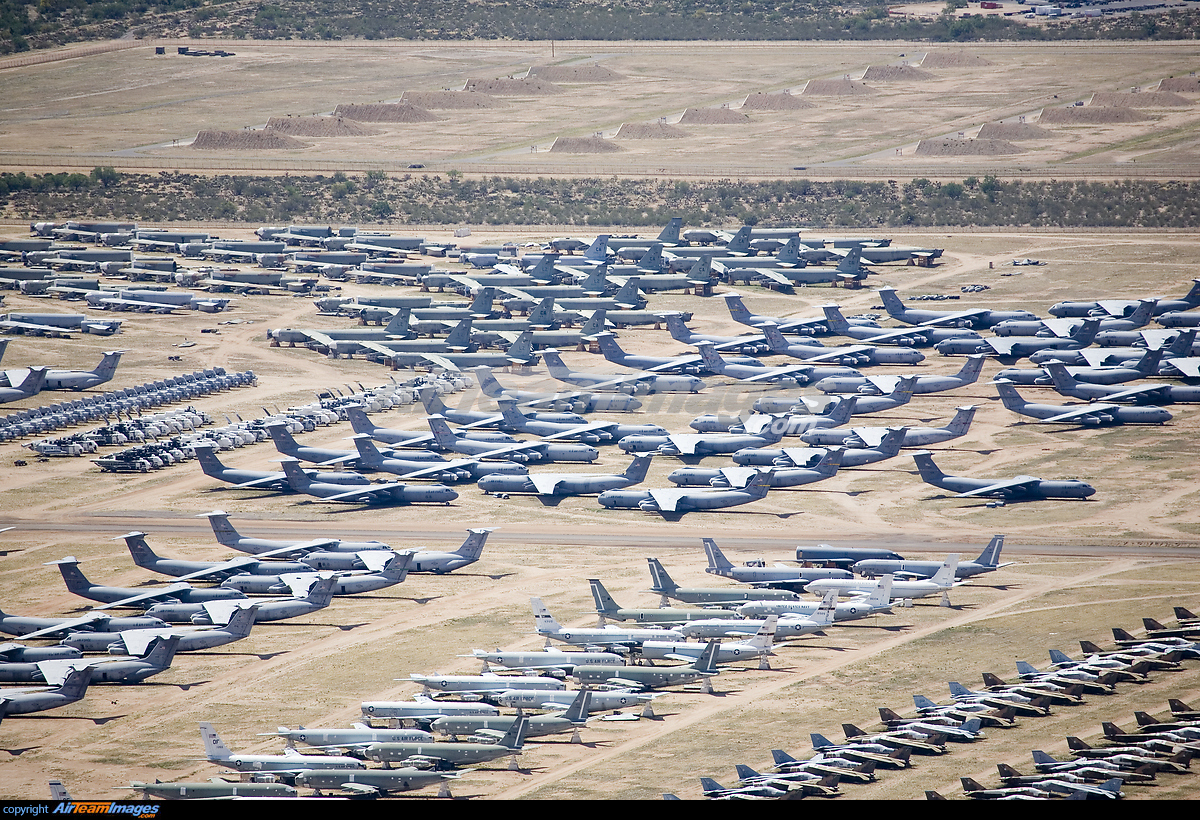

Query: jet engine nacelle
[658,444,681,456]
[710,478,731,488]
[637,498,661,512]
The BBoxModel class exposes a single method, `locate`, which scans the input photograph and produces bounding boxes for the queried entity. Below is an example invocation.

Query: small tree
[90,166,119,187]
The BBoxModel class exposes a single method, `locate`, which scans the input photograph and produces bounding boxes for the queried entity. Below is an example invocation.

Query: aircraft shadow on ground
[535,496,567,508]
[2,746,38,756]
[297,622,370,631]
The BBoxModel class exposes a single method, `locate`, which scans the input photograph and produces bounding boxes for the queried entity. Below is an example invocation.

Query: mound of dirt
[401,91,507,109]
[1160,76,1200,93]
[862,65,934,82]
[977,122,1055,140]
[529,65,623,82]
[914,137,1024,156]
[464,78,563,96]
[549,137,623,153]
[679,107,750,124]
[192,130,307,150]
[265,116,379,137]
[1039,106,1148,124]
[614,122,688,139]
[920,51,993,68]
[801,79,876,96]
[331,103,442,123]
[741,92,813,110]
[1090,91,1191,108]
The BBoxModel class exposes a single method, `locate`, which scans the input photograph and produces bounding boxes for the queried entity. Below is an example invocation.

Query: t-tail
[1071,317,1101,346]
[45,557,95,597]
[223,604,259,640]
[497,400,530,430]
[540,349,575,380]
[596,332,628,364]
[199,510,243,548]
[303,575,338,608]
[453,528,494,563]
[278,458,314,492]
[418,386,448,416]
[724,226,752,255]
[703,538,735,575]
[665,314,698,344]
[199,722,235,761]
[1125,298,1156,329]
[945,405,977,436]
[1134,346,1164,376]
[426,415,462,450]
[827,396,858,427]
[530,597,563,634]
[953,355,986,386]
[974,534,1005,568]
[193,444,230,480]
[760,322,789,353]
[1166,329,1197,358]
[724,293,756,326]
[140,635,181,667]
[265,422,302,457]
[91,350,125,384]
[345,405,381,438]
[695,342,727,374]
[54,666,93,703]
[621,454,654,485]
[588,578,624,617]
[14,366,47,397]
[473,366,506,398]
[911,450,949,488]
[121,532,162,571]
[878,287,907,320]
[814,447,843,477]
[1042,361,1082,395]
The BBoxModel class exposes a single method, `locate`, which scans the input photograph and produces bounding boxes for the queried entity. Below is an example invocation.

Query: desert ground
[0,223,1199,800]
[0,39,1199,178]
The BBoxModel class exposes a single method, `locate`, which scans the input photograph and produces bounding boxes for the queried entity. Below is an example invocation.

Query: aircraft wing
[849,427,888,448]
[598,677,649,691]
[718,467,758,488]
[1096,299,1138,317]
[199,600,242,626]
[643,355,703,373]
[1038,403,1121,424]
[1078,348,1121,368]
[645,488,692,513]
[97,297,181,312]
[1139,329,1177,349]
[118,628,178,656]
[12,613,113,640]
[321,483,407,503]
[499,286,535,301]
[232,473,290,489]
[419,353,462,372]
[956,476,1043,498]
[740,363,815,383]
[303,331,341,349]
[36,659,98,687]
[1167,357,1200,378]
[751,269,796,289]
[1098,383,1170,402]
[249,538,343,559]
[91,582,195,611]
[916,309,990,327]
[279,573,321,597]
[865,375,902,394]
[356,551,397,573]
[538,421,617,441]
[337,783,381,796]
[0,320,74,338]
[799,345,874,363]
[529,474,567,495]
[168,557,262,584]
[663,434,708,456]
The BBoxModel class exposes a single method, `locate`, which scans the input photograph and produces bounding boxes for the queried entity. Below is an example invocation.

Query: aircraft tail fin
[579,308,607,339]
[841,723,867,739]
[944,405,977,436]
[265,423,301,457]
[913,694,938,711]
[1143,617,1168,631]
[724,293,755,326]
[981,671,1007,688]
[1042,360,1081,394]
[540,348,574,380]
[473,366,505,398]
[836,245,864,275]
[49,780,71,801]
[975,534,1004,567]
[1126,298,1157,328]
[121,532,160,571]
[47,557,93,596]
[596,333,626,364]
[699,777,724,794]
[582,235,609,264]
[1135,346,1165,375]
[1167,329,1197,357]
[199,722,235,761]
[506,331,536,364]
[612,277,642,307]
[826,395,858,427]
[734,763,761,780]
[344,405,380,438]
[865,575,892,609]
[14,366,47,397]
[686,255,712,283]
[351,434,386,464]
[692,640,720,675]
[877,287,906,319]
[656,216,682,245]
[646,558,677,595]
[771,749,798,766]
[498,715,528,750]
[200,510,241,548]
[303,575,338,608]
[889,376,917,406]
[775,236,802,265]
[469,287,494,316]
[878,707,904,723]
[278,458,313,492]
[530,597,562,634]
[1169,698,1196,714]
[1031,749,1058,766]
[1072,317,1101,346]
[636,243,663,272]
[426,415,461,450]
[496,399,528,429]
[1174,606,1198,621]
[947,681,972,699]
[525,253,557,282]
[1111,626,1137,642]
[814,447,843,477]
[383,308,411,337]
[223,604,259,639]
[418,386,447,417]
[821,304,851,333]
[588,578,622,616]
[911,450,947,487]
[954,355,986,386]
[1048,648,1073,665]
[875,427,908,457]
[443,317,473,349]
[695,342,725,374]
[810,732,836,749]
[746,615,777,653]
[141,634,181,667]
[55,666,92,702]
[702,538,735,574]
[579,266,608,294]
[562,689,592,723]
[1079,640,1105,654]
[759,322,789,353]
[664,313,695,345]
[191,443,229,480]
[724,226,752,255]
[453,528,494,563]
[960,777,984,793]
[621,454,653,484]
[1065,736,1092,752]
[91,350,124,384]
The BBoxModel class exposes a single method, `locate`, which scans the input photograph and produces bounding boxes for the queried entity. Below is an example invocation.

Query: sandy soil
[1,226,1199,800]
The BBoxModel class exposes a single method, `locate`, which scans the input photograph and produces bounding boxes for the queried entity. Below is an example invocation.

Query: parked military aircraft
[431,690,592,741]
[45,556,247,608]
[760,323,923,366]
[193,442,369,490]
[805,558,960,601]
[61,605,259,655]
[0,667,93,718]
[819,304,979,347]
[350,435,528,483]
[588,578,738,624]
[278,458,460,504]
[200,722,363,776]
[474,365,643,412]
[646,558,799,606]
[479,453,653,496]
[1041,361,1200,404]
[531,598,683,648]
[0,366,47,403]
[465,648,624,676]
[573,640,721,692]
[146,575,338,625]
[0,351,124,391]
[814,355,985,395]
[994,379,1172,425]
[597,470,772,515]
[542,348,705,394]
[878,287,1036,328]
[128,780,298,800]
[667,448,842,489]
[363,717,529,769]
[702,539,851,588]
[799,406,976,449]
[200,510,382,554]
[912,451,1096,500]
[855,535,1013,580]
[426,415,599,464]
[294,768,456,797]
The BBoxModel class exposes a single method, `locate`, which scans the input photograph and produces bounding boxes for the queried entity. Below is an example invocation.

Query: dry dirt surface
[861,65,935,82]
[612,122,688,139]
[401,91,507,110]
[3,40,1198,178]
[191,130,308,150]
[549,136,624,153]
[1091,91,1192,108]
[976,122,1055,140]
[0,226,1199,800]
[913,137,1024,156]
[330,103,443,123]
[264,116,380,138]
[1039,106,1149,124]
[740,92,814,110]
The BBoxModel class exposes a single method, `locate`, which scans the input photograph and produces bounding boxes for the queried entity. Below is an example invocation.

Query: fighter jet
[993,379,1172,425]
[588,578,739,624]
[200,722,364,776]
[479,453,653,496]
[363,716,529,769]
[530,598,683,649]
[597,470,772,515]
[878,287,1036,328]
[645,557,800,606]
[0,667,93,719]
[912,451,1096,501]
[854,534,1014,580]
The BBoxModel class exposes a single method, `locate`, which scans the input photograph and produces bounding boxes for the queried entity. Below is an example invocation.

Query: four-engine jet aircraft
[200,721,364,775]
[814,355,985,395]
[479,453,653,496]
[474,365,643,412]
[0,667,93,718]
[855,534,1014,580]
[588,578,738,624]
[820,304,979,347]
[0,366,47,403]
[426,415,599,463]
[46,556,247,609]
[646,558,800,606]
[702,539,851,588]
[573,639,721,691]
[994,379,1172,425]
[597,470,772,515]
[912,451,1096,500]
[293,768,457,797]
[542,348,705,394]
[431,690,592,740]
[61,605,260,655]
[363,716,529,769]
[0,351,124,391]
[531,598,683,648]
[878,287,1036,328]
[279,458,459,504]
[200,510,379,554]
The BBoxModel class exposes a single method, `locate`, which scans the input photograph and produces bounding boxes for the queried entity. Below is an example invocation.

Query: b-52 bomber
[912,451,1096,501]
